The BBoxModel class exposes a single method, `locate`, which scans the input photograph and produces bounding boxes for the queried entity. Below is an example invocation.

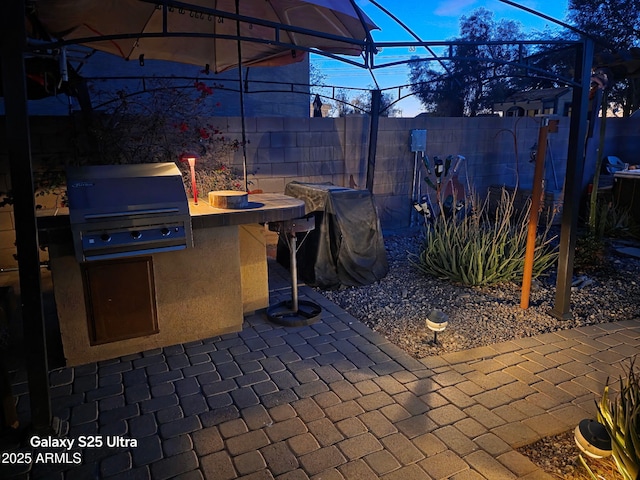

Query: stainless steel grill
[66,163,193,262]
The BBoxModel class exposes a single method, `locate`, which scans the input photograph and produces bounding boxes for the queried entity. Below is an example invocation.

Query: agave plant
[597,356,640,480]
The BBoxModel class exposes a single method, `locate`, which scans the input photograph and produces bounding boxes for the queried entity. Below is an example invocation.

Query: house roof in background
[503,87,572,103]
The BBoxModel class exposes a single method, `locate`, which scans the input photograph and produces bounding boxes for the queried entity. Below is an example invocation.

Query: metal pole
[521,118,557,309]
[1,0,53,433]
[235,0,249,192]
[365,89,381,192]
[289,233,298,312]
[410,151,419,226]
[588,89,608,232]
[550,38,594,320]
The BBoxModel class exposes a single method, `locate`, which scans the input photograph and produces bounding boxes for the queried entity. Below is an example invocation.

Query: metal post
[288,233,298,312]
[365,89,381,192]
[550,38,594,320]
[521,118,557,309]
[588,89,608,232]
[1,0,53,433]
[235,0,249,192]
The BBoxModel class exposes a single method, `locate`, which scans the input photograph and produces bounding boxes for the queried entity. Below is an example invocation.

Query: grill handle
[84,208,180,220]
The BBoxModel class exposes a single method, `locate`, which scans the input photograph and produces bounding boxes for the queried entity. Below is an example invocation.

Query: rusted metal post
[520,118,558,309]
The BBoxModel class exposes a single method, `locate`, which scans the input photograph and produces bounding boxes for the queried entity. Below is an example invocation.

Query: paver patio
[2,261,639,479]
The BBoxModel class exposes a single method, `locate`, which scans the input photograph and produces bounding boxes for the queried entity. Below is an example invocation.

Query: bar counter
[42,194,305,366]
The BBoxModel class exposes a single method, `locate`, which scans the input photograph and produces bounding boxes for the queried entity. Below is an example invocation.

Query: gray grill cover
[280,182,388,289]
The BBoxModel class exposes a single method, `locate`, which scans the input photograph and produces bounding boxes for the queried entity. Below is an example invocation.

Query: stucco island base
[48,194,305,366]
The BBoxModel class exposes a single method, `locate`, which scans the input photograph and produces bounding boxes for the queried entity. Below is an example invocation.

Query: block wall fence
[1,115,639,269]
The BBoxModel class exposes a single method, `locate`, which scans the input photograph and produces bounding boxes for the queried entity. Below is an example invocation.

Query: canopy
[32,0,378,72]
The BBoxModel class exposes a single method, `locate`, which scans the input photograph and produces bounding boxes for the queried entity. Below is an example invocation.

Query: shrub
[575,199,640,273]
[596,356,640,480]
[88,77,244,192]
[574,231,607,273]
[596,200,640,240]
[411,187,558,286]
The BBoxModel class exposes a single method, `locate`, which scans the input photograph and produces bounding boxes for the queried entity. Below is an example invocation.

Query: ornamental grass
[412,186,558,286]
[593,357,640,480]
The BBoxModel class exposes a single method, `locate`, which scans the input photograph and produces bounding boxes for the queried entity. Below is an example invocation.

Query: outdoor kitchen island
[44,193,305,366]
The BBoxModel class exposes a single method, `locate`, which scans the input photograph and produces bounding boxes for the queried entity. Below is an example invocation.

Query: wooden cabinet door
[82,256,158,345]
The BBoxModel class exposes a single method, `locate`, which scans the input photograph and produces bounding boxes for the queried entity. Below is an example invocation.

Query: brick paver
[380,433,426,465]
[201,450,237,480]
[338,432,383,460]
[260,442,299,475]
[299,446,346,475]
[6,260,640,480]
[419,450,469,479]
[364,449,402,475]
[433,425,479,456]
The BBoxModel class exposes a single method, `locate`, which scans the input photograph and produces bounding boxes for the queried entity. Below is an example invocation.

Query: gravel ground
[518,430,623,479]
[317,228,640,359]
[316,227,639,479]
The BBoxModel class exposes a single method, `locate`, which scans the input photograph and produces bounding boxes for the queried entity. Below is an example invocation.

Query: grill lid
[67,163,190,223]
[66,163,193,262]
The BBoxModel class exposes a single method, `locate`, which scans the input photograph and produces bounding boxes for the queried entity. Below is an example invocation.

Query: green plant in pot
[595,356,640,480]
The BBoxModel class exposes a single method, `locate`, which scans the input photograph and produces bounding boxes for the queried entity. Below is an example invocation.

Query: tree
[513,28,577,92]
[567,0,640,116]
[333,89,356,117]
[328,88,400,117]
[309,62,327,87]
[353,89,401,117]
[309,62,327,104]
[408,8,527,116]
[408,60,465,116]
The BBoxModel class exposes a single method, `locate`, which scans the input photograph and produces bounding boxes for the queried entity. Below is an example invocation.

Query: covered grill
[66,162,193,262]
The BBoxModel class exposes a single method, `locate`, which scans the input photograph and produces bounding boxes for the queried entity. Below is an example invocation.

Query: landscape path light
[181,153,199,205]
[574,418,612,459]
[426,309,448,345]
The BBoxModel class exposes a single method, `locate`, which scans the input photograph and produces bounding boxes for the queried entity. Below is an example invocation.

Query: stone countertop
[189,193,306,229]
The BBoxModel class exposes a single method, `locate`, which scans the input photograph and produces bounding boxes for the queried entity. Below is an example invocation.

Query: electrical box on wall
[410,129,427,152]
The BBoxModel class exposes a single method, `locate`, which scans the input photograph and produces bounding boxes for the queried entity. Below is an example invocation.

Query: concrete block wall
[212,114,573,229]
[219,116,350,194]
[600,117,640,164]
[2,114,639,269]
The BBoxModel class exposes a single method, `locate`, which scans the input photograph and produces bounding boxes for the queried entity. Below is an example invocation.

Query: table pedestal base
[267,217,321,327]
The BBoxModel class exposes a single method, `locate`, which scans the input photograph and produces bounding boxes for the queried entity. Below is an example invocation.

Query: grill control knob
[161,227,171,236]
[100,233,111,242]
[131,231,142,240]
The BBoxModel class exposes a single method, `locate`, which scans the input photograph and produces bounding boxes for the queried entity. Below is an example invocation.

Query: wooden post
[520,118,558,309]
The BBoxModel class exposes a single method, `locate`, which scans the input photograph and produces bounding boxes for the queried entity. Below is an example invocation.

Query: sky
[312,0,571,117]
